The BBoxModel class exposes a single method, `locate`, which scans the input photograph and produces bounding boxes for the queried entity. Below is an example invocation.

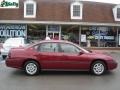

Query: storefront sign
[0,24,27,37]
[90,26,108,36]
[81,34,86,42]
[95,36,114,40]
[0,0,19,8]
[48,25,60,32]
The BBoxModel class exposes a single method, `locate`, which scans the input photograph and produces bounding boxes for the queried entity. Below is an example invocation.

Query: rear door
[36,42,63,69]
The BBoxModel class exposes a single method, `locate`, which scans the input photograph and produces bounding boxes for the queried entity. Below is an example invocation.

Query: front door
[59,43,90,70]
[46,25,61,40]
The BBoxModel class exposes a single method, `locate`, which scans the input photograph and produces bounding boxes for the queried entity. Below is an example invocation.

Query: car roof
[27,40,75,48]
[39,40,72,43]
[27,40,89,53]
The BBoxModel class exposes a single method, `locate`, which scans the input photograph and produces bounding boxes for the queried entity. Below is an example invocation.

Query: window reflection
[39,43,58,52]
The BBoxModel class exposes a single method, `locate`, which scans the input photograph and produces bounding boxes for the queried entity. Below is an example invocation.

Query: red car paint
[6,40,117,72]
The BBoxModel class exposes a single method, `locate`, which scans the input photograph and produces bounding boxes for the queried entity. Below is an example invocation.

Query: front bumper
[107,60,118,70]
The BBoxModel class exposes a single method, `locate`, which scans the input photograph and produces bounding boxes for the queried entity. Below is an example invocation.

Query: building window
[24,0,37,18]
[26,4,34,15]
[113,5,120,21]
[73,5,80,17]
[81,26,117,47]
[117,8,120,18]
[61,25,79,44]
[70,2,83,19]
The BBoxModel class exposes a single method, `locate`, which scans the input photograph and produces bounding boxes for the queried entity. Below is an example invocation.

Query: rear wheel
[2,55,7,60]
[91,61,106,75]
[24,61,40,76]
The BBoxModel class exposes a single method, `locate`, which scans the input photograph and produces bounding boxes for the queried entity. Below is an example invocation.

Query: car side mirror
[87,50,92,53]
[79,51,84,55]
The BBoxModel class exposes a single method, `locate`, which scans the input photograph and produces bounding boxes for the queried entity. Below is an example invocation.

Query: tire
[24,61,40,76]
[91,61,106,76]
[2,55,7,60]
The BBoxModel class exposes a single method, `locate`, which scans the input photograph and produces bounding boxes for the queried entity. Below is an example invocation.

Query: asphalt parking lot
[0,51,120,90]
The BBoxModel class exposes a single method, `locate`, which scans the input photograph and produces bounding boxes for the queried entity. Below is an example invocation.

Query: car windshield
[77,46,90,53]
[71,42,90,53]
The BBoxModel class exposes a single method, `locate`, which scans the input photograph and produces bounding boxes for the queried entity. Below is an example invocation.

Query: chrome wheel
[25,61,39,75]
[91,61,106,75]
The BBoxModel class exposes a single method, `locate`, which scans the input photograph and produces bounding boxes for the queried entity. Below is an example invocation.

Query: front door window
[60,43,80,54]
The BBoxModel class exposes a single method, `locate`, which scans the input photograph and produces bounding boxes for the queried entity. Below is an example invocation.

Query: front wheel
[91,61,106,75]
[24,61,40,76]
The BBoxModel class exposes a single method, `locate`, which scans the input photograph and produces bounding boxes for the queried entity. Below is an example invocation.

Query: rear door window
[37,42,59,52]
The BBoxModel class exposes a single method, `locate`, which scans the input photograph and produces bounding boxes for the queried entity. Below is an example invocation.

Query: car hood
[86,52,113,61]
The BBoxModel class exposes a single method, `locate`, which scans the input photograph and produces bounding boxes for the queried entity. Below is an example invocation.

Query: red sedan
[6,40,117,76]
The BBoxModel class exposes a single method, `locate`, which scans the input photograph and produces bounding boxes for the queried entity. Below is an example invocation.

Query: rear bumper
[5,58,23,69]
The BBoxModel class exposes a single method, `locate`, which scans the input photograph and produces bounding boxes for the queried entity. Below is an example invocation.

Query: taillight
[8,52,11,58]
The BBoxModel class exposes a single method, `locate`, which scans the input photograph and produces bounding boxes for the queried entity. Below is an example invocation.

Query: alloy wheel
[25,61,40,75]
[91,61,106,75]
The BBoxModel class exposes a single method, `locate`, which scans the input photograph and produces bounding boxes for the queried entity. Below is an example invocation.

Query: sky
[82,0,120,4]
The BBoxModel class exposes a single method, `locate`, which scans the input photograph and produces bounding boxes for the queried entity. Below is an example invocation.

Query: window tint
[60,43,80,54]
[38,43,58,52]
